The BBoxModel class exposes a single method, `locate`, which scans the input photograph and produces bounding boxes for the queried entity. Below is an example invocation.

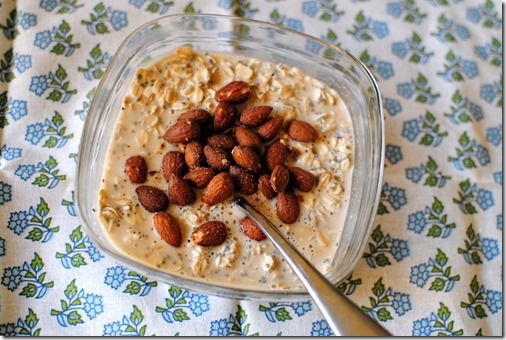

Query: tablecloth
[0,0,502,336]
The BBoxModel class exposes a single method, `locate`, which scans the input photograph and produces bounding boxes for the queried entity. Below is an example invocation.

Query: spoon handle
[234,198,391,337]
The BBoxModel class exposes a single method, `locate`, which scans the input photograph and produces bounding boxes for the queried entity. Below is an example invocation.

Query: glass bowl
[76,14,384,300]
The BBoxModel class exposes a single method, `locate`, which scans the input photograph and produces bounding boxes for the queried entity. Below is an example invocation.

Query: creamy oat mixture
[98,47,353,291]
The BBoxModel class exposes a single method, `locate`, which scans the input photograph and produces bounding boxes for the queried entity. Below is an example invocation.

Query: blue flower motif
[305,39,323,54]
[383,97,402,116]
[7,98,28,121]
[19,11,37,29]
[103,321,122,336]
[376,61,394,79]
[412,317,431,336]
[29,75,48,96]
[480,84,496,103]
[397,82,414,99]
[209,319,230,336]
[87,243,103,262]
[392,292,411,316]
[0,323,16,336]
[498,214,503,230]
[402,119,420,141]
[388,187,407,210]
[410,263,430,287]
[474,46,488,60]
[104,266,126,289]
[14,164,36,181]
[1,266,22,291]
[493,171,502,185]
[34,30,52,50]
[14,54,32,73]
[391,238,409,261]
[1,145,22,160]
[469,102,483,121]
[385,144,402,164]
[25,123,45,145]
[481,238,499,261]
[286,19,304,32]
[462,60,478,79]
[0,181,12,205]
[293,301,312,316]
[189,294,210,316]
[486,126,502,146]
[372,21,389,38]
[476,188,494,210]
[83,293,104,319]
[7,210,29,235]
[386,2,402,18]
[392,41,408,59]
[485,290,502,314]
[454,24,470,40]
[302,1,318,17]
[40,0,58,12]
[311,319,334,336]
[405,167,423,183]
[466,8,481,23]
[475,145,490,166]
[0,237,5,256]
[128,0,146,8]
[110,10,128,31]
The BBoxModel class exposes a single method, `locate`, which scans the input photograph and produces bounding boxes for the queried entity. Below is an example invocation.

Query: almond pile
[124,80,318,249]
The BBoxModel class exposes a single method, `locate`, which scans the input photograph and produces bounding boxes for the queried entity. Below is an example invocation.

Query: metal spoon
[234,197,392,336]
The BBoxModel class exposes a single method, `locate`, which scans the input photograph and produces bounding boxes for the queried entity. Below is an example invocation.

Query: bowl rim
[75,13,384,300]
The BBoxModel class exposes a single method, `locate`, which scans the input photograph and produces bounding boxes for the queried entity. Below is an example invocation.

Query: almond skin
[231,146,261,174]
[206,134,237,152]
[192,221,228,246]
[270,165,289,193]
[255,117,283,141]
[124,155,147,184]
[184,141,205,169]
[215,81,252,104]
[213,102,237,132]
[287,120,318,142]
[229,165,257,195]
[258,174,277,199]
[183,167,215,188]
[203,145,231,171]
[168,174,196,206]
[163,119,201,143]
[162,151,186,181]
[239,105,272,127]
[202,172,235,205]
[276,191,300,224]
[264,141,288,172]
[240,217,266,241]
[178,108,212,125]
[235,126,262,151]
[287,166,315,192]
[153,212,182,247]
[135,185,169,212]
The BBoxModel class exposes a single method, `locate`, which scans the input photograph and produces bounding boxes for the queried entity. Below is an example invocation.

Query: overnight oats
[97,47,353,291]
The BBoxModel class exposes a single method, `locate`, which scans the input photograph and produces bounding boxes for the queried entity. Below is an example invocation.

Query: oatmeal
[97,47,353,291]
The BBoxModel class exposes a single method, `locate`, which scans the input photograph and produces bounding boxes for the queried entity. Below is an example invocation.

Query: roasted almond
[239,105,272,127]
[240,217,266,241]
[276,191,300,224]
[215,81,251,104]
[231,146,261,174]
[184,141,205,169]
[177,108,212,125]
[162,151,186,181]
[234,126,262,151]
[203,145,231,171]
[192,221,228,246]
[270,165,289,193]
[264,140,288,172]
[258,174,276,200]
[163,119,201,143]
[287,120,318,142]
[168,174,195,206]
[153,212,182,247]
[206,134,237,152]
[229,165,257,195]
[135,185,169,212]
[255,117,283,141]
[213,102,237,132]
[183,167,215,188]
[202,172,235,205]
[287,166,315,192]
[124,155,147,184]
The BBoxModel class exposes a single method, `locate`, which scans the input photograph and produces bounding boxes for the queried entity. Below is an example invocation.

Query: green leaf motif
[65,279,78,299]
[435,249,448,266]
[172,308,189,322]
[131,305,144,325]
[68,311,84,325]
[429,277,446,292]
[70,226,83,243]
[31,253,44,272]
[124,281,141,295]
[70,254,86,267]
[372,279,385,297]
[20,283,38,297]
[275,308,292,322]
[377,308,393,322]
[437,303,451,321]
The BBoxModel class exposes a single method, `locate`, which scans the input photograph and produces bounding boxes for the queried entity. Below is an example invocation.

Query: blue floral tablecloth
[0,0,502,336]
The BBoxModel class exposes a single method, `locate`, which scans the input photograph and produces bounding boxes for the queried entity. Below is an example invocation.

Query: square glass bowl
[76,14,384,300]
